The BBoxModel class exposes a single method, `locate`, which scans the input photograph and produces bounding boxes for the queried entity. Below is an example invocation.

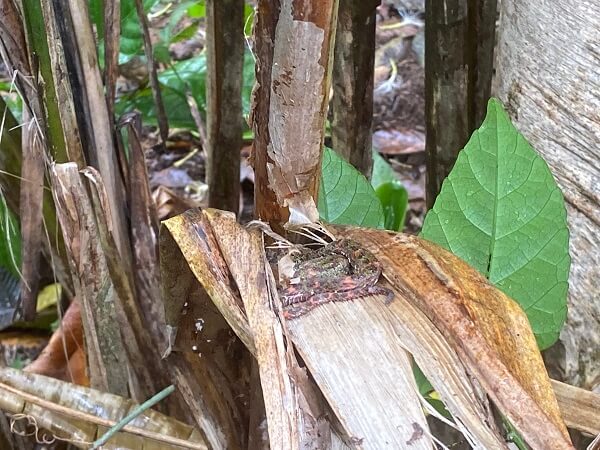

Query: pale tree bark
[494,0,600,391]
[252,0,339,229]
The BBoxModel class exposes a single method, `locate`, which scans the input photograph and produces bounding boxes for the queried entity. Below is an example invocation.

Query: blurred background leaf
[319,148,385,229]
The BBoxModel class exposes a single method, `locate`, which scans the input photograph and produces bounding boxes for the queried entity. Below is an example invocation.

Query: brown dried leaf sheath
[338,226,573,449]
[160,212,573,449]
[50,163,129,396]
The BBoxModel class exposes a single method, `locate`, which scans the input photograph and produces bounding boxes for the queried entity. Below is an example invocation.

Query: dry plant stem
[133,0,169,144]
[204,210,301,449]
[0,0,31,90]
[250,0,285,224]
[83,167,172,403]
[252,0,339,227]
[0,0,48,321]
[59,0,132,263]
[425,0,470,207]
[551,379,600,436]
[39,0,85,167]
[19,111,44,320]
[341,228,573,449]
[0,380,207,450]
[331,0,379,177]
[466,0,497,128]
[425,0,498,207]
[185,91,208,150]
[104,0,121,124]
[21,0,69,161]
[50,163,129,396]
[0,7,75,298]
[122,113,167,351]
[206,0,244,214]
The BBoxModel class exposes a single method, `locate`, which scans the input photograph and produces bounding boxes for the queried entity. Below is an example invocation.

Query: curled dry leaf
[203,209,304,449]
[160,209,255,356]
[339,226,572,450]
[152,186,199,221]
[158,209,574,449]
[25,300,88,386]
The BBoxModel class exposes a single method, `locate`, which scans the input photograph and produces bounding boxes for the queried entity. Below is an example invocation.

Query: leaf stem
[91,385,175,449]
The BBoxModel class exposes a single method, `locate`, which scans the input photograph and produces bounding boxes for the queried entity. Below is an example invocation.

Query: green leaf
[160,0,199,43]
[318,148,385,229]
[116,55,206,128]
[91,0,160,65]
[413,364,433,395]
[243,3,255,36]
[116,49,256,129]
[0,194,21,277]
[371,153,407,231]
[421,98,570,349]
[186,1,205,18]
[371,151,397,189]
[376,181,408,231]
[153,42,171,64]
[171,23,199,43]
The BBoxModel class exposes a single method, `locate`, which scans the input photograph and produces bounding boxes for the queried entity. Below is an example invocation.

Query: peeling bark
[252,0,339,228]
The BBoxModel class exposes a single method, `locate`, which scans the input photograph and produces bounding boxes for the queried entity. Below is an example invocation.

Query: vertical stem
[21,0,68,162]
[134,0,169,144]
[425,0,498,207]
[54,0,132,274]
[104,0,121,124]
[424,0,468,208]
[250,0,282,224]
[468,0,497,129]
[252,0,339,228]
[205,0,244,214]
[331,0,379,178]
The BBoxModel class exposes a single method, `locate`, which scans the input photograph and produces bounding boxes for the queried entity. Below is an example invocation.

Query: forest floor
[141,3,427,232]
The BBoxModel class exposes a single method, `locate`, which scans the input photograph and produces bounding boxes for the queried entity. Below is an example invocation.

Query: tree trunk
[494,0,600,391]
[206,0,244,214]
[331,0,379,177]
[252,0,339,229]
[424,0,497,207]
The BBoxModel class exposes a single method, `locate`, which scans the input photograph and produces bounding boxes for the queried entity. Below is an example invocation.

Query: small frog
[278,239,392,319]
